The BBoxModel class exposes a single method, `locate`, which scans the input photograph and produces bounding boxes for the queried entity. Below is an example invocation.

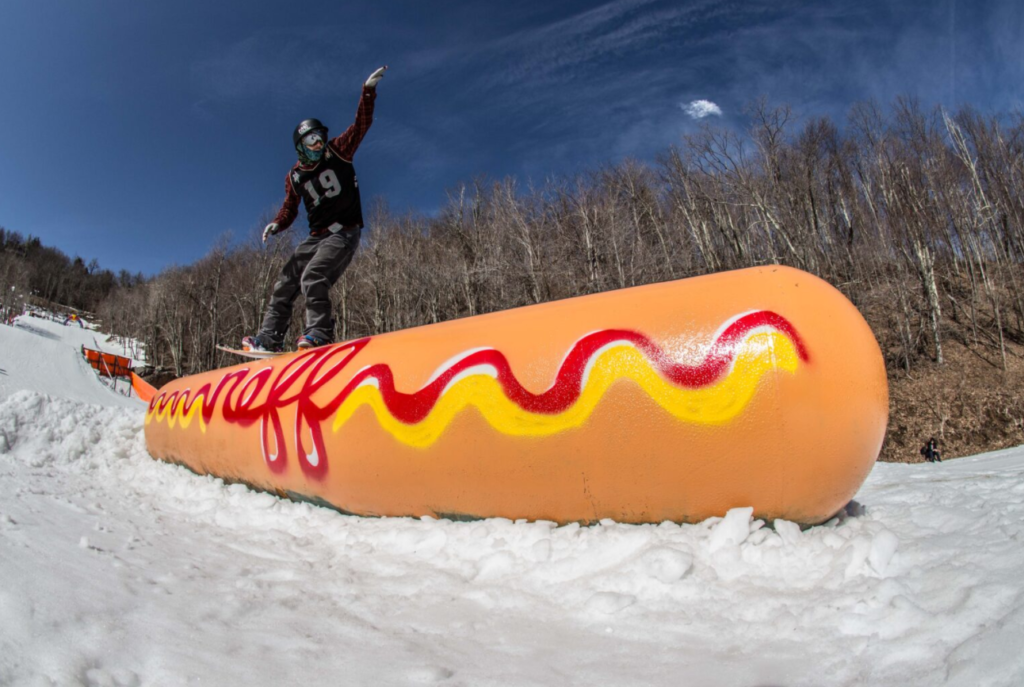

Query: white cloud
[682,99,723,119]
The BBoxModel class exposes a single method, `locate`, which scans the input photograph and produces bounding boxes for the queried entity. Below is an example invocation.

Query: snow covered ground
[0,316,140,406]
[1,317,1023,686]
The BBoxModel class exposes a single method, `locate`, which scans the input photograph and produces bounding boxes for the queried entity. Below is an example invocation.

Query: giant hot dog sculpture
[144,266,888,525]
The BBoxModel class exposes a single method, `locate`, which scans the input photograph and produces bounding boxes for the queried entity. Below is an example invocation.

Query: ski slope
[0,315,140,407]
[1,317,1023,686]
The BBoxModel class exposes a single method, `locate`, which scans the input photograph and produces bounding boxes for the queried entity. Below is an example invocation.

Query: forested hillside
[0,228,144,320]
[10,99,1024,461]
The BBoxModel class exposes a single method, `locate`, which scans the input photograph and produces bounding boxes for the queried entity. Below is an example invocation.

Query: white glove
[262,223,280,243]
[364,66,387,89]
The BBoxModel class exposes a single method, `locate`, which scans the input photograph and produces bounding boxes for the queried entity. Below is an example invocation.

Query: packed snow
[0,315,140,406]
[1,316,1023,686]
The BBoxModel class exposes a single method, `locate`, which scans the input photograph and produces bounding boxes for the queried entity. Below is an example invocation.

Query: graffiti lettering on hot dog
[146,310,809,478]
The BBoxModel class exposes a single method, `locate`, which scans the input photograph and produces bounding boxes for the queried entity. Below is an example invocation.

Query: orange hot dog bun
[144,266,888,525]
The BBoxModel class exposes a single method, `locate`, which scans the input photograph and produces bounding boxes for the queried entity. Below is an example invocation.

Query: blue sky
[1,0,1021,275]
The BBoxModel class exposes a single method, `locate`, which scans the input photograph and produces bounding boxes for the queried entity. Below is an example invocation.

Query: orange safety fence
[81,347,133,378]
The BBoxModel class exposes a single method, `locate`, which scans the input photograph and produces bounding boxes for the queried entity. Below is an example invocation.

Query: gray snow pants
[258,227,361,346]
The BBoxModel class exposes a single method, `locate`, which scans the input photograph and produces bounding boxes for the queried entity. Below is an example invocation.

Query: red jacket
[272,86,377,233]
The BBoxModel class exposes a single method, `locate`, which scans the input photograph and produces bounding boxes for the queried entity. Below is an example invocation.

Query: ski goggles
[301,131,326,147]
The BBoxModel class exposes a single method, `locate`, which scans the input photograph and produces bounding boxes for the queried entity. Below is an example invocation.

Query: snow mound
[3,387,1024,685]
[2,306,1023,687]
[0,316,142,407]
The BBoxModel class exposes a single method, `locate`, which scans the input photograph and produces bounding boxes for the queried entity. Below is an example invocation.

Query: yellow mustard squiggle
[332,332,799,448]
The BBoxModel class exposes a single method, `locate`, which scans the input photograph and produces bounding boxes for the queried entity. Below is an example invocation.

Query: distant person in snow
[242,66,387,353]
[921,438,941,463]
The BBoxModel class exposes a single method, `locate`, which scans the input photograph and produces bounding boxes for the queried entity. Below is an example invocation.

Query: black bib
[289,143,364,231]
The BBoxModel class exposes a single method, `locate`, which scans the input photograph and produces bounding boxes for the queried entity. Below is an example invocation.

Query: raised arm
[330,66,386,160]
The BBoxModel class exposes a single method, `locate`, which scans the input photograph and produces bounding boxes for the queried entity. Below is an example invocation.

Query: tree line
[85,98,1024,382]
[0,227,144,322]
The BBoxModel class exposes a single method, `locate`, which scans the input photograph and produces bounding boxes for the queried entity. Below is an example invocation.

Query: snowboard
[217,344,286,359]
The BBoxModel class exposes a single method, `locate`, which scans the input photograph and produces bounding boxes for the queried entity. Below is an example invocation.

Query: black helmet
[293,118,328,147]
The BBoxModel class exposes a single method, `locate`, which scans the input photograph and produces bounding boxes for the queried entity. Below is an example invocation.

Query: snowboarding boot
[242,335,282,353]
[296,334,331,350]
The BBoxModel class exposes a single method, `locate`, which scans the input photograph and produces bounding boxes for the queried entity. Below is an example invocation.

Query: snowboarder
[921,438,941,463]
[242,66,387,353]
